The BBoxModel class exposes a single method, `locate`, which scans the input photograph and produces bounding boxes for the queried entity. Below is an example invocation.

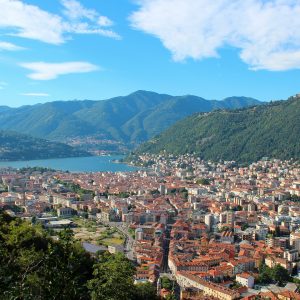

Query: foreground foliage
[0,211,156,299]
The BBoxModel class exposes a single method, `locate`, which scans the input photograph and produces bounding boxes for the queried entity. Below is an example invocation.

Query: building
[176,272,240,300]
[108,244,124,254]
[205,214,214,231]
[236,273,254,288]
[57,207,74,217]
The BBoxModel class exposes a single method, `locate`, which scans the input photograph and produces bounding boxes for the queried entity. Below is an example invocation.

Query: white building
[236,273,254,288]
[205,214,214,231]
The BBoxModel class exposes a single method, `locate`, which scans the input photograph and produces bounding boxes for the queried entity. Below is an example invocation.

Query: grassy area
[97,229,124,246]
[100,237,124,246]
[70,217,124,247]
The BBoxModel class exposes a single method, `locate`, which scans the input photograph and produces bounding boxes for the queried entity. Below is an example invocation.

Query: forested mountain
[0,131,89,161]
[0,91,261,144]
[135,95,300,163]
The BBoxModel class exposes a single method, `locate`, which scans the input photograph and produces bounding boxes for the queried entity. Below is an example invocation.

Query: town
[1,155,300,300]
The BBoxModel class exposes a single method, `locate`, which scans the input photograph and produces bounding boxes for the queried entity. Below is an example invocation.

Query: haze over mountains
[136,95,300,163]
[0,91,261,146]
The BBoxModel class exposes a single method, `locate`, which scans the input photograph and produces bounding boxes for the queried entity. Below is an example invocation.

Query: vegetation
[136,96,300,163]
[196,178,210,185]
[0,211,156,299]
[134,283,158,300]
[88,252,136,300]
[19,166,57,173]
[97,227,124,246]
[161,276,174,290]
[0,213,93,299]
[287,194,300,202]
[160,277,176,300]
[0,91,260,147]
[128,228,136,239]
[0,130,89,161]
[257,263,291,286]
[56,179,95,199]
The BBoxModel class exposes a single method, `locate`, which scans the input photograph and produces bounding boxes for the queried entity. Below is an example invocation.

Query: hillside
[0,91,261,146]
[135,95,300,163]
[0,131,89,161]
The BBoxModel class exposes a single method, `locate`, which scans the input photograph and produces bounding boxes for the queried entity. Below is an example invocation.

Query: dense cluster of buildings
[1,155,300,299]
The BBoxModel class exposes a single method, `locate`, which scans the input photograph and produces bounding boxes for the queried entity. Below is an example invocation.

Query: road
[161,225,171,273]
[104,221,135,261]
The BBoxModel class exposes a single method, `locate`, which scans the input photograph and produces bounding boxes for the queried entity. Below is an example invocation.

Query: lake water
[0,156,138,173]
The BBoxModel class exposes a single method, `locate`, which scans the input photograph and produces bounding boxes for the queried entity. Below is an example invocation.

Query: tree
[196,178,210,185]
[0,211,157,300]
[241,224,249,231]
[0,211,93,299]
[88,252,136,300]
[274,226,281,237]
[272,265,290,286]
[165,292,176,300]
[134,282,158,300]
[161,276,173,290]
[257,263,291,285]
[257,263,272,284]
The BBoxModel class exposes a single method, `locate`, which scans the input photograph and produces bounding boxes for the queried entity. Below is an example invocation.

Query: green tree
[134,282,158,300]
[257,263,272,284]
[0,212,93,299]
[88,252,136,300]
[272,264,290,285]
[0,211,155,300]
[161,276,173,290]
[196,178,210,185]
[165,292,176,300]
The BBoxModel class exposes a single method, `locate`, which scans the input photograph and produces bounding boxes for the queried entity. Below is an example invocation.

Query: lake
[0,156,138,173]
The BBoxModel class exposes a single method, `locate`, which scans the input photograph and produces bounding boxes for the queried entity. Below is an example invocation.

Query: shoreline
[0,155,139,173]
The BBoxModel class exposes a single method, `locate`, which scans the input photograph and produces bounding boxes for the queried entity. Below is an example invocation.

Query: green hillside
[135,95,300,163]
[0,131,90,161]
[0,91,261,145]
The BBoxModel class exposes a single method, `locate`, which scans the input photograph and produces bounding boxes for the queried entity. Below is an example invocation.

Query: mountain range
[135,95,300,163]
[0,91,261,146]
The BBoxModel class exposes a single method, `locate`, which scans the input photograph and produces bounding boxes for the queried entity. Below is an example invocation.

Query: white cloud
[67,23,120,39]
[61,0,120,39]
[0,0,120,45]
[98,16,114,27]
[0,41,25,51]
[0,0,65,44]
[61,0,97,20]
[21,93,50,97]
[20,61,99,80]
[130,0,300,71]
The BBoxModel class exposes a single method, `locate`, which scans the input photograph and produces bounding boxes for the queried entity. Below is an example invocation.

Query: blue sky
[0,0,299,107]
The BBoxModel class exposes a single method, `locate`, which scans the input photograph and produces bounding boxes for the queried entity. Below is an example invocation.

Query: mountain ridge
[0,130,90,161]
[0,91,262,147]
[134,95,300,163]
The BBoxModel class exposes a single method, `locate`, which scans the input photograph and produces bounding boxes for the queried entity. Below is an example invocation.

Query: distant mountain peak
[0,91,263,150]
[129,90,170,97]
